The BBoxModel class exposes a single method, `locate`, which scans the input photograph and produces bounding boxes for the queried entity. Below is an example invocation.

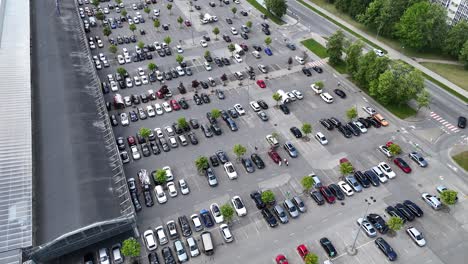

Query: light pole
[346,196,377,255]
[188,1,194,45]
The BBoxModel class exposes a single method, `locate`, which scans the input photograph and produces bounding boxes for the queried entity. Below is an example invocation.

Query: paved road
[32,0,121,244]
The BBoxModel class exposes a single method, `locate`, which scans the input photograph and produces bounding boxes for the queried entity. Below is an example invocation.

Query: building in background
[434,0,468,24]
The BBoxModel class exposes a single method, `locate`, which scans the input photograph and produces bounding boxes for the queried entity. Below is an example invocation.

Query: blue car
[264,47,273,56]
[111,22,117,29]
[200,209,214,228]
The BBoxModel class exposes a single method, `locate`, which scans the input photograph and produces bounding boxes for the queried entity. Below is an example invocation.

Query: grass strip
[300,38,327,58]
[246,0,284,25]
[453,151,468,172]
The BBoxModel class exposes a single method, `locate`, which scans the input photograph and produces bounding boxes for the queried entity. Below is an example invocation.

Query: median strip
[246,0,285,25]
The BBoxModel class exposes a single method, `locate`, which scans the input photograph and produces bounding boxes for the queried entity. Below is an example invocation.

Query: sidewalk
[298,0,468,99]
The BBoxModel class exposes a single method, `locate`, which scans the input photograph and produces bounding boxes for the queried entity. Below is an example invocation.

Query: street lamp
[346,196,377,255]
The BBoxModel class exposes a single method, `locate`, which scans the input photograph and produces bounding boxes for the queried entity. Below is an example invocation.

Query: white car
[162,102,172,112]
[210,203,224,223]
[130,145,141,160]
[154,128,164,138]
[220,224,234,242]
[372,166,388,183]
[89,40,96,49]
[234,104,245,115]
[94,60,102,69]
[252,51,261,58]
[204,61,212,71]
[378,162,396,179]
[200,39,208,47]
[362,106,376,115]
[156,71,163,81]
[143,230,157,251]
[258,64,267,73]
[295,55,305,65]
[125,78,133,88]
[110,81,118,92]
[265,134,279,147]
[141,75,149,84]
[167,182,178,197]
[146,105,156,117]
[117,55,125,64]
[224,162,238,179]
[356,218,377,237]
[291,90,303,99]
[162,166,174,181]
[174,240,188,263]
[186,237,200,257]
[124,96,132,107]
[249,101,261,112]
[231,196,247,216]
[421,193,442,210]
[374,49,385,57]
[234,53,243,63]
[230,27,238,35]
[133,76,142,86]
[406,226,426,246]
[138,67,145,76]
[124,55,131,63]
[337,181,354,196]
[190,214,203,232]
[378,145,393,158]
[154,185,167,204]
[179,179,190,195]
[169,136,178,148]
[320,92,334,103]
[176,66,185,76]
[286,92,297,101]
[97,39,104,48]
[120,113,129,126]
[176,45,183,53]
[164,126,175,136]
[154,104,164,115]
[155,225,168,245]
[353,121,367,133]
[154,42,161,50]
[153,9,160,16]
[315,132,328,145]
[122,48,129,56]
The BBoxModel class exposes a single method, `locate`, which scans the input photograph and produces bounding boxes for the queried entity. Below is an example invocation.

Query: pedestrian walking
[279,161,282,166]
[286,160,289,166]
[254,146,258,151]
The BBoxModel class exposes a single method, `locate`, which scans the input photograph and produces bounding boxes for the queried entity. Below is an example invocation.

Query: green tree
[137,41,145,49]
[177,117,189,130]
[459,40,468,69]
[153,19,161,31]
[129,23,137,34]
[387,216,404,232]
[345,41,364,76]
[301,123,312,137]
[264,37,272,46]
[339,162,354,175]
[91,0,100,7]
[176,54,184,64]
[346,107,358,120]
[271,132,279,141]
[164,36,172,45]
[301,176,314,191]
[108,45,118,57]
[139,127,151,141]
[304,253,319,264]
[335,0,373,19]
[115,0,122,5]
[265,0,288,18]
[220,204,234,223]
[204,50,211,58]
[326,30,345,66]
[121,238,141,259]
[261,190,276,204]
[177,16,184,28]
[144,7,151,17]
[154,169,167,185]
[212,27,220,40]
[354,52,390,88]
[443,21,468,57]
[272,92,282,106]
[227,43,236,55]
[231,7,237,17]
[440,190,458,206]
[121,9,127,17]
[314,81,324,88]
[95,11,105,25]
[103,27,112,39]
[396,1,448,51]
[416,89,431,111]
[195,156,210,173]
[246,21,253,28]
[369,61,424,106]
[167,4,173,15]
[211,109,221,119]
[388,143,402,156]
[117,67,127,76]
[148,62,157,72]
[233,144,247,160]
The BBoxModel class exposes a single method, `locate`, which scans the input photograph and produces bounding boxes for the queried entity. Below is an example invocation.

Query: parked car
[357,218,377,237]
[375,237,397,261]
[320,237,337,258]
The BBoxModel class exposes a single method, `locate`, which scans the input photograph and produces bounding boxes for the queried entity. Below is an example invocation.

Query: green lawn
[301,38,328,58]
[246,0,284,25]
[420,63,468,92]
[453,151,468,172]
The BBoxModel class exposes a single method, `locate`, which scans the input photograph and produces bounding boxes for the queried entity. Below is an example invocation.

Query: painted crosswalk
[430,111,459,133]
[306,59,327,68]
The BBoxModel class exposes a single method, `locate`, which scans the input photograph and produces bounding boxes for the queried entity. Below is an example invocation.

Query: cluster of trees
[265,0,288,18]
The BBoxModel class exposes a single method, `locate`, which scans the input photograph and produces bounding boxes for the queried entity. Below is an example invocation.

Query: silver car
[186,237,200,257]
[283,199,300,218]
[345,175,362,192]
[408,151,428,167]
[273,204,289,224]
[357,218,377,237]
[174,240,188,262]
[292,196,306,213]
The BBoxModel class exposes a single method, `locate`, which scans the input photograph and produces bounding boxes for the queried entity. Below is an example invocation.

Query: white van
[200,231,214,255]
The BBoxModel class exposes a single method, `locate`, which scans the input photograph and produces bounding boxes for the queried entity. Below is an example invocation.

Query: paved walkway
[298,0,468,99]
[413,58,464,65]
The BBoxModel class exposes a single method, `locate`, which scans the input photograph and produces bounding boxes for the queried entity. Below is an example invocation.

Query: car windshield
[234,199,242,208]
[415,234,422,240]
[227,166,234,173]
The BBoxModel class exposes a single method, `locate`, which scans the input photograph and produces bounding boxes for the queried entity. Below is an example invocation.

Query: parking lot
[81,0,468,263]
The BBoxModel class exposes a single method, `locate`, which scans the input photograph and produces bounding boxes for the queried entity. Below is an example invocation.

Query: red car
[127,136,136,146]
[297,244,310,259]
[393,157,412,173]
[268,149,282,164]
[184,20,192,26]
[339,158,349,164]
[256,79,266,88]
[156,91,165,99]
[275,254,289,264]
[319,186,336,204]
[170,99,181,111]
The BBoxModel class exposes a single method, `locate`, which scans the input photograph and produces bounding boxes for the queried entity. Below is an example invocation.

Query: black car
[211,123,222,135]
[257,100,269,109]
[338,125,352,138]
[204,54,213,62]
[250,191,266,209]
[177,83,186,94]
[162,24,169,30]
[201,93,210,103]
[252,45,262,51]
[226,18,232,24]
[194,4,201,10]
[210,155,219,167]
[179,98,189,109]
[346,122,361,136]
[200,81,209,89]
[354,171,370,188]
[240,32,249,39]
[223,34,231,42]
[375,237,397,261]
[290,126,303,138]
[320,119,334,130]
[150,142,161,155]
[403,200,424,217]
[319,237,337,258]
[200,210,214,227]
[214,57,223,67]
[395,203,415,221]
[130,191,142,212]
[310,190,325,205]
[302,67,312,76]
[228,108,238,118]
[157,49,166,57]
[458,116,466,128]
[148,252,160,264]
[222,57,231,65]
[262,27,270,35]
[251,153,265,169]
[189,118,199,129]
[328,184,345,200]
[328,117,341,127]
[161,247,176,264]
[357,117,371,128]
[240,10,248,16]
[241,158,255,173]
[262,208,278,227]
[220,110,230,121]
[367,213,389,234]
[215,150,229,163]
[206,112,217,124]
[367,116,381,128]
[159,138,170,152]
[385,206,406,223]
[279,104,290,114]
[313,66,323,73]
[143,189,154,207]
[187,131,198,145]
[364,170,380,187]
[334,89,346,98]
[178,215,192,237]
